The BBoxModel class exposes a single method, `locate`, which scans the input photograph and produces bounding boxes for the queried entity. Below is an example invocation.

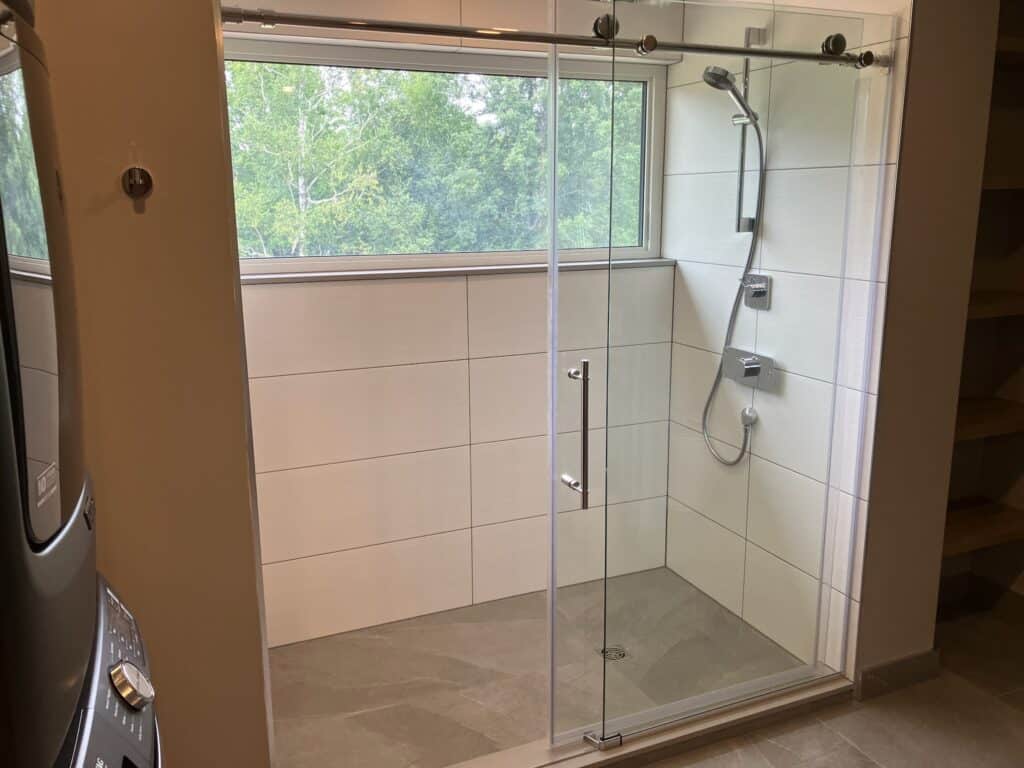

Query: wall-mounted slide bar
[220,8,879,68]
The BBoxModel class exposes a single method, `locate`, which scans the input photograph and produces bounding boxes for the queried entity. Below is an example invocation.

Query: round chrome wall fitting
[821,33,847,55]
[121,166,153,200]
[635,34,658,55]
[592,13,620,41]
[855,50,876,69]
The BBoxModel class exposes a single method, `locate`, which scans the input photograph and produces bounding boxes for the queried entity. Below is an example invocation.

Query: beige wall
[35,1,272,765]
[857,0,999,675]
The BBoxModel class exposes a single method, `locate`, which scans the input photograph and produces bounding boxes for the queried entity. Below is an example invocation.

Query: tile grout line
[664,264,677,570]
[248,339,674,381]
[816,713,890,768]
[255,418,673,476]
[263,494,671,568]
[670,257,889,289]
[663,160,896,177]
[466,274,475,605]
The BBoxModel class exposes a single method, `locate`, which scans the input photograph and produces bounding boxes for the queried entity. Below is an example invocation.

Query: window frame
[224,33,667,275]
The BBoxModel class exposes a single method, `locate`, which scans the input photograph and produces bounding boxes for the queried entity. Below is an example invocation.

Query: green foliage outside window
[226,61,645,259]
[0,68,49,260]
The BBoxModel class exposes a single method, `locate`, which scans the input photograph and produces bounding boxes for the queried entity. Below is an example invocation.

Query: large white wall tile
[669,422,749,536]
[824,490,866,601]
[667,3,774,87]
[851,38,908,166]
[256,447,470,563]
[771,6,865,53]
[748,457,827,577]
[473,515,547,602]
[665,69,770,175]
[743,544,819,662]
[607,421,670,504]
[558,344,671,433]
[666,499,745,615]
[608,497,668,576]
[766,60,857,170]
[11,280,57,374]
[759,167,849,277]
[754,270,841,382]
[830,386,876,499]
[250,360,470,471]
[774,0,909,43]
[607,343,672,426]
[671,343,753,447]
[609,267,675,347]
[558,0,685,46]
[471,353,546,442]
[822,587,861,676]
[469,273,546,357]
[262,529,472,646]
[560,269,609,352]
[20,367,58,464]
[662,171,760,267]
[845,163,897,283]
[470,266,675,358]
[461,0,548,33]
[673,262,756,352]
[752,370,833,481]
[559,497,668,586]
[556,506,603,587]
[837,279,886,394]
[473,435,548,526]
[243,277,468,377]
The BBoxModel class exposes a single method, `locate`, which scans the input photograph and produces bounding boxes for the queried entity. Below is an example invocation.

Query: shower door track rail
[220,8,880,68]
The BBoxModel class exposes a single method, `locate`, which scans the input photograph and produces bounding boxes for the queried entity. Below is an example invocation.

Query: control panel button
[109,660,155,711]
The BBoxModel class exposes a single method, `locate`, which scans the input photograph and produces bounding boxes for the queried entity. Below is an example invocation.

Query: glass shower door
[590,0,892,746]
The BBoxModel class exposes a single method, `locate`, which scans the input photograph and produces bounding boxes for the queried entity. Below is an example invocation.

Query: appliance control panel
[64,577,159,768]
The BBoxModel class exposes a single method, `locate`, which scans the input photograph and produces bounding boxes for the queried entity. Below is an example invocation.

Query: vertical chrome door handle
[561,359,590,509]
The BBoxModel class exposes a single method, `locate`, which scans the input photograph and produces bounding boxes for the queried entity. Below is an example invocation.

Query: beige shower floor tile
[270,568,802,768]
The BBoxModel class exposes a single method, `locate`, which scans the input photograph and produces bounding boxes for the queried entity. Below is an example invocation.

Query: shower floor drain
[599,645,628,661]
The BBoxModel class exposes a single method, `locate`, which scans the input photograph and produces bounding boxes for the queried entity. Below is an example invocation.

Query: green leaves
[0,69,50,260]
[225,61,644,259]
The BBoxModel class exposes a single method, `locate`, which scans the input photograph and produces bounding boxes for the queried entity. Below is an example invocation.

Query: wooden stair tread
[968,290,1024,320]
[955,397,1024,441]
[945,499,1024,557]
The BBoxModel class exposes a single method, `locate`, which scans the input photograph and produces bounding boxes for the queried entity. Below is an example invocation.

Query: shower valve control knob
[739,357,761,378]
[109,659,155,711]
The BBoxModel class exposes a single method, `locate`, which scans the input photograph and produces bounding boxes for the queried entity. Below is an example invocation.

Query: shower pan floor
[269,567,802,768]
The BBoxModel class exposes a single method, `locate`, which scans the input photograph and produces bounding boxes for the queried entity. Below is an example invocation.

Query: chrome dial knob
[109,660,155,710]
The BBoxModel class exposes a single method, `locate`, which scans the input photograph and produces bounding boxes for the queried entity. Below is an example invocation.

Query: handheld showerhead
[702,65,759,125]
[702,65,735,91]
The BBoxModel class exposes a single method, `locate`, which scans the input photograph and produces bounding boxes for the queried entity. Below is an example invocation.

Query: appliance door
[0,10,97,766]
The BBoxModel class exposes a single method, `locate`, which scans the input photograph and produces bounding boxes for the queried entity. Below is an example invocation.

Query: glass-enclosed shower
[227,2,900,765]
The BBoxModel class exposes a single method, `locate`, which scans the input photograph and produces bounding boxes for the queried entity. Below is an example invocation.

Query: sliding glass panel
[550,3,619,746]
[599,0,895,741]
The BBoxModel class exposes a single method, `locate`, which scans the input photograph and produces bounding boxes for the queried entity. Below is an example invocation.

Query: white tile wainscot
[243,264,676,646]
[661,0,911,678]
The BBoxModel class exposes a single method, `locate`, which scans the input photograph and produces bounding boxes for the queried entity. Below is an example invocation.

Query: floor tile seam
[814,714,890,768]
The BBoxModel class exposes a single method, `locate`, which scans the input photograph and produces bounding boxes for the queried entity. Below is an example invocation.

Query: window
[0,66,49,261]
[225,56,649,261]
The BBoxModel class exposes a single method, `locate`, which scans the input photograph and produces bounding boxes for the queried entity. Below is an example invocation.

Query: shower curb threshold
[448,676,853,768]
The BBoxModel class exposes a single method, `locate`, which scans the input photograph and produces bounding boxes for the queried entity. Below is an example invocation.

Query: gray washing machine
[0,2,160,765]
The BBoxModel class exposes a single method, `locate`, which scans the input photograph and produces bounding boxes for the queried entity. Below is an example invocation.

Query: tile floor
[642,591,1024,768]
[271,573,1024,768]
[269,568,803,768]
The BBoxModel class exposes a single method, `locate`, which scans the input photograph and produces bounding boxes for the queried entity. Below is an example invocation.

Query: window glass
[0,67,49,260]
[225,61,645,258]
